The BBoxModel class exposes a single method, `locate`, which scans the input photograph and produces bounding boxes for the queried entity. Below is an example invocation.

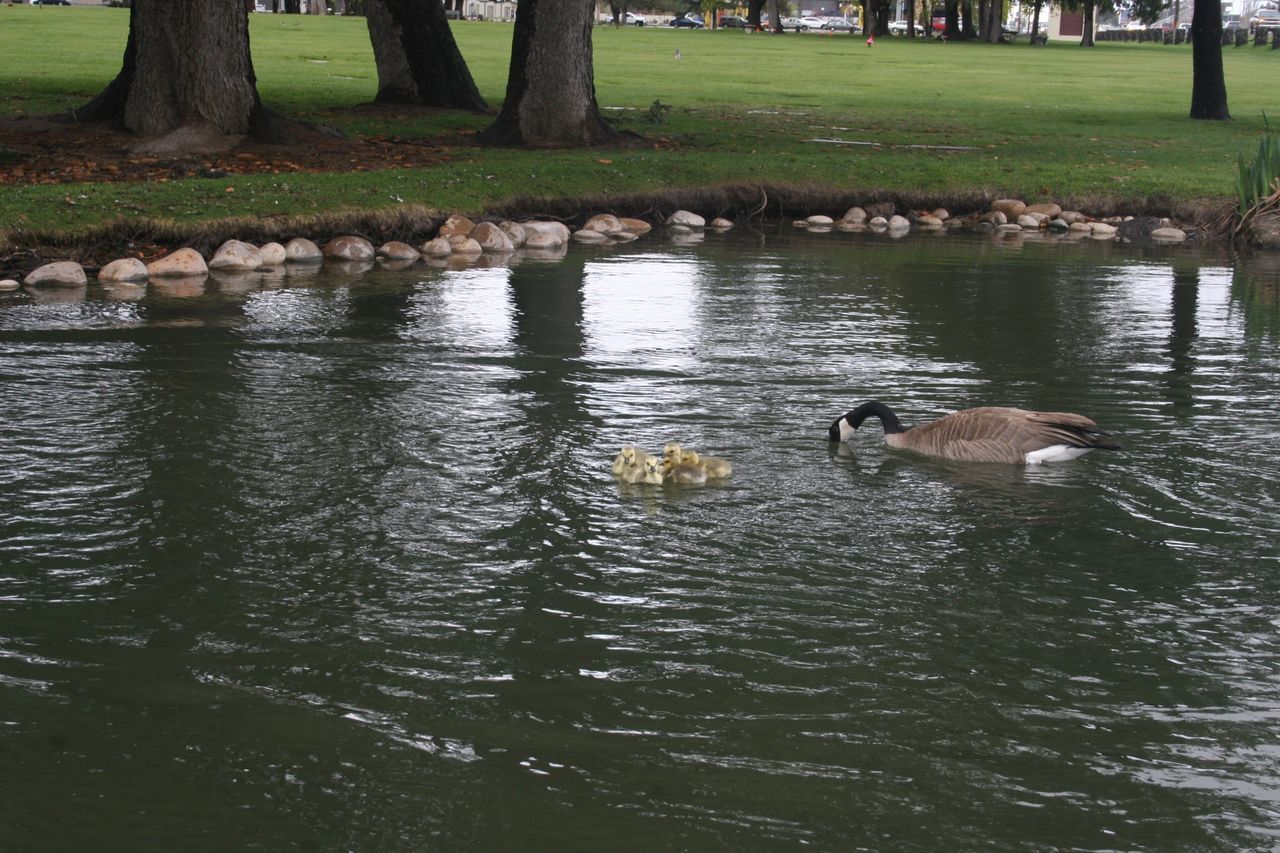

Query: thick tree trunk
[765,0,780,31]
[981,0,1000,42]
[367,0,488,110]
[479,0,617,147]
[1080,0,1095,46]
[1029,0,1042,44]
[961,0,976,38]
[1189,0,1229,118]
[944,0,961,38]
[70,0,276,145]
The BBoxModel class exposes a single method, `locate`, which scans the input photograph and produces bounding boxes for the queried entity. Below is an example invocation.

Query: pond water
[2,230,1279,849]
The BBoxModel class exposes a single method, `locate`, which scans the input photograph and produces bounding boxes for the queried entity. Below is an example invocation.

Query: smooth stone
[523,233,562,250]
[148,248,208,278]
[930,208,950,221]
[1017,214,1042,229]
[284,237,323,263]
[258,242,286,266]
[665,209,706,227]
[806,214,835,226]
[470,222,515,253]
[978,210,1007,225]
[887,215,910,230]
[791,219,809,228]
[376,240,420,261]
[916,214,944,229]
[209,239,263,272]
[868,216,888,228]
[572,229,609,243]
[0,279,20,291]
[610,231,640,243]
[521,221,570,245]
[1151,227,1187,242]
[322,236,375,261]
[1090,222,1118,236]
[450,237,483,255]
[841,206,868,224]
[1025,202,1062,218]
[618,217,653,235]
[437,214,475,238]
[582,213,625,233]
[419,237,453,257]
[1068,221,1094,233]
[24,261,88,287]
[1047,218,1070,231]
[98,258,149,282]
[498,221,527,248]
[991,199,1027,219]
[1059,211,1087,225]
[998,223,1024,232]
[710,217,734,229]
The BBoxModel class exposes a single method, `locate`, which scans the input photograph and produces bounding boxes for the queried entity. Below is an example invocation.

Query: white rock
[916,214,944,229]
[665,210,705,228]
[209,239,263,271]
[1025,202,1062,218]
[931,208,950,221]
[1151,227,1187,242]
[841,206,868,224]
[582,213,625,233]
[998,223,1024,232]
[24,261,88,287]
[498,221,527,248]
[1017,214,1042,230]
[450,237,482,255]
[806,214,835,226]
[521,221,570,246]
[470,222,515,253]
[376,241,420,261]
[524,233,562,250]
[285,237,323,263]
[1068,222,1093,233]
[322,236,375,261]
[258,242,287,266]
[98,258,149,282]
[868,216,888,228]
[1090,222,1118,236]
[0,279,21,291]
[572,229,609,243]
[887,215,910,230]
[148,248,208,278]
[419,237,453,257]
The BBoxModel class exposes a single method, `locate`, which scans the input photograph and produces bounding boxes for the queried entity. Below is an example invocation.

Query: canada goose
[828,401,1121,465]
[642,454,666,485]
[612,445,645,477]
[618,458,650,484]
[666,459,708,484]
[681,450,732,479]
[662,442,684,473]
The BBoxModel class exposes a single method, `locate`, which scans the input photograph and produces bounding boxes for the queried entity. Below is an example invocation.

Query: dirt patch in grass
[0,109,460,187]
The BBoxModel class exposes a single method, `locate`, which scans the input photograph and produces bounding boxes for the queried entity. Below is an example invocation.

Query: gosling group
[611,442,732,486]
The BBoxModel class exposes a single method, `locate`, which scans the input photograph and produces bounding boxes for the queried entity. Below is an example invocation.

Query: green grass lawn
[1,5,1278,236]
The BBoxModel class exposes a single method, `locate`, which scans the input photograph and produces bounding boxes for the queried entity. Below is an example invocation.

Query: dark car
[32,0,72,5]
[669,15,705,28]
[720,15,748,27]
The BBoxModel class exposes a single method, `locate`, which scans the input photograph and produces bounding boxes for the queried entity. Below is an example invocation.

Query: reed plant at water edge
[1234,113,1280,235]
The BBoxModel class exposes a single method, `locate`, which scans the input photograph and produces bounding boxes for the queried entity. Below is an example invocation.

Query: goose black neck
[849,401,905,434]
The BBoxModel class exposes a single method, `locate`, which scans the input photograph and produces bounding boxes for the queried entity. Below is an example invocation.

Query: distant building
[463,0,516,20]
[1046,5,1097,40]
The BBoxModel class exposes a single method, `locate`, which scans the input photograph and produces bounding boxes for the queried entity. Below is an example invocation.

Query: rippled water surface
[3,231,1279,849]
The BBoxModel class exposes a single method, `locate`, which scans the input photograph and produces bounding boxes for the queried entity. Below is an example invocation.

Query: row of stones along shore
[3,201,1189,291]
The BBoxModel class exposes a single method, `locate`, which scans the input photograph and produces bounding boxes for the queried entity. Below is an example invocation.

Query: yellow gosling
[683,449,732,479]
[612,444,643,477]
[666,460,708,485]
[642,454,666,485]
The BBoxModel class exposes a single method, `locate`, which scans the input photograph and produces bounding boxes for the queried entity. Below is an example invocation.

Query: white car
[798,16,827,30]
[888,19,910,34]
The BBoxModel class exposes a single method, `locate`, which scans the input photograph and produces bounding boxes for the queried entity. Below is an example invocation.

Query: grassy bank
[1,6,1278,241]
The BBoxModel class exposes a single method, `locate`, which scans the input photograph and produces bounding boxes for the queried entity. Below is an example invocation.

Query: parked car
[720,14,747,27]
[1252,9,1280,32]
[822,17,856,31]
[31,0,72,5]
[888,19,910,34]
[798,16,827,30]
[669,15,704,28]
[781,16,801,28]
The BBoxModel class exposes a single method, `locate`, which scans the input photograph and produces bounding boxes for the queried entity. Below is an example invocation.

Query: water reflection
[1,232,1279,849]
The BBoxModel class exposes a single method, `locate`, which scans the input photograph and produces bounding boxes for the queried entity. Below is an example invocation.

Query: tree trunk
[765,0,780,31]
[368,0,488,110]
[479,0,617,147]
[1189,0,1230,119]
[283,0,300,12]
[1080,0,1095,46]
[944,0,961,38]
[71,0,276,145]
[746,0,764,29]
[1029,0,1042,44]
[982,0,1000,42]
[961,0,975,38]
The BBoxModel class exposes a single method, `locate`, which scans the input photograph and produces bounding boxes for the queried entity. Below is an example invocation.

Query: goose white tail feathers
[828,401,1121,465]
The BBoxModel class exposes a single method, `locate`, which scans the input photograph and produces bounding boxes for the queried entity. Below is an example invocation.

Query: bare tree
[479,0,617,147]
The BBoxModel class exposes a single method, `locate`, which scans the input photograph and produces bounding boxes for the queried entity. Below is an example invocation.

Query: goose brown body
[829,401,1121,465]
